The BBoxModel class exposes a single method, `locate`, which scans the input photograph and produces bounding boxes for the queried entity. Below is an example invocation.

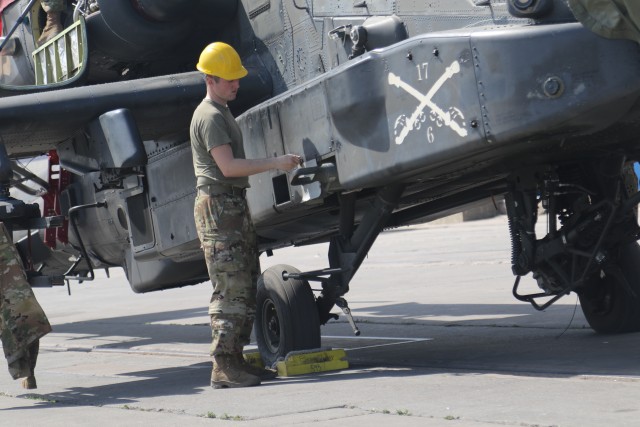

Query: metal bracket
[335,297,360,336]
[283,267,344,282]
[290,163,337,187]
[512,275,568,311]
[328,24,352,40]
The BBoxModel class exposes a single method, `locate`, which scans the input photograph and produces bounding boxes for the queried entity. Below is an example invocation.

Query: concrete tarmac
[1,215,639,426]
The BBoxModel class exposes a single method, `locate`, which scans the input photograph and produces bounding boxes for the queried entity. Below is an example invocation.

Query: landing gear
[578,242,640,333]
[254,184,405,362]
[506,156,640,333]
[255,264,320,366]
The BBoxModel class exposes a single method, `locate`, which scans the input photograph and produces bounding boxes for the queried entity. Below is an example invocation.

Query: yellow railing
[32,17,85,85]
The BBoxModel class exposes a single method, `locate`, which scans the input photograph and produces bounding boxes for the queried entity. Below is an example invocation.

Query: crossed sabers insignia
[388,60,468,145]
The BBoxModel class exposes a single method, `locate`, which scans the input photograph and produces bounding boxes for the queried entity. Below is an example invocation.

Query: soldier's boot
[37,11,63,46]
[211,354,261,389]
[235,353,278,380]
[20,340,39,389]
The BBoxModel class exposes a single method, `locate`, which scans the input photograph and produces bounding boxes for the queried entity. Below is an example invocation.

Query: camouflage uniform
[569,0,640,44]
[190,98,259,357]
[194,192,260,356]
[40,0,64,13]
[0,222,51,381]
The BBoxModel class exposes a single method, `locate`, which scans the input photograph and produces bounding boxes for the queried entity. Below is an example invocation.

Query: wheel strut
[286,183,406,326]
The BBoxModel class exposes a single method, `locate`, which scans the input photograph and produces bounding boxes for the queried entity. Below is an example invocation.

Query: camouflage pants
[194,192,260,356]
[41,0,64,13]
[0,223,51,379]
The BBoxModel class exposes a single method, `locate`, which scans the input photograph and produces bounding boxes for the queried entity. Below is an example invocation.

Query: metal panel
[245,107,279,224]
[470,23,640,146]
[326,35,483,188]
[292,19,324,83]
[264,32,295,89]
[312,0,395,16]
[145,143,200,258]
[127,192,155,251]
[398,0,486,14]
[242,79,334,224]
[279,83,332,160]
[246,0,285,41]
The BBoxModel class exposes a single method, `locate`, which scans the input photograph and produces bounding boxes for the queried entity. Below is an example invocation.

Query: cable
[556,294,579,339]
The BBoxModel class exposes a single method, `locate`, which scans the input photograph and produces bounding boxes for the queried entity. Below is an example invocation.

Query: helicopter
[1,0,640,366]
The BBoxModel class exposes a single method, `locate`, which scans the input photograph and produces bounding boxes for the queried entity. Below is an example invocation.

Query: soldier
[190,42,302,389]
[0,222,51,389]
[38,0,65,46]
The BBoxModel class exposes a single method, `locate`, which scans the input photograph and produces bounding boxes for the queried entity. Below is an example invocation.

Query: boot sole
[211,380,261,389]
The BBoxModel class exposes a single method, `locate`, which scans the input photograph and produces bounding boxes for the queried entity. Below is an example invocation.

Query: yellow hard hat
[196,42,248,80]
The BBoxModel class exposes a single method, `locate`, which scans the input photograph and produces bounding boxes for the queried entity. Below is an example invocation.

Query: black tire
[578,242,640,333]
[255,264,321,366]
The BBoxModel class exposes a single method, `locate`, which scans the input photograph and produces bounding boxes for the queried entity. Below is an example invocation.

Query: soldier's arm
[210,144,301,177]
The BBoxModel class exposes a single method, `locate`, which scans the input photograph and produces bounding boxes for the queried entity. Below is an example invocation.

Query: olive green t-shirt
[190,98,249,188]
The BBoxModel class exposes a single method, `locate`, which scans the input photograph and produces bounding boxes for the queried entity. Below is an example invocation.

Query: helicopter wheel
[578,242,640,333]
[255,264,321,367]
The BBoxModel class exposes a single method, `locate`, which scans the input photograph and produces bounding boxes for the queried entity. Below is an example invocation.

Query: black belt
[197,184,246,197]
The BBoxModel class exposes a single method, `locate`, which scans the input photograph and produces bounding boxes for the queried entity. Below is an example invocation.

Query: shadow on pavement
[41,303,640,384]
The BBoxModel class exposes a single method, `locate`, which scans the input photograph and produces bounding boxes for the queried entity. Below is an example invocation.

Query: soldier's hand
[277,154,303,171]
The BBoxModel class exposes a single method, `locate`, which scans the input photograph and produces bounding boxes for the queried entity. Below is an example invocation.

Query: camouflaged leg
[0,223,51,379]
[195,193,260,356]
[208,268,257,355]
[237,250,259,350]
